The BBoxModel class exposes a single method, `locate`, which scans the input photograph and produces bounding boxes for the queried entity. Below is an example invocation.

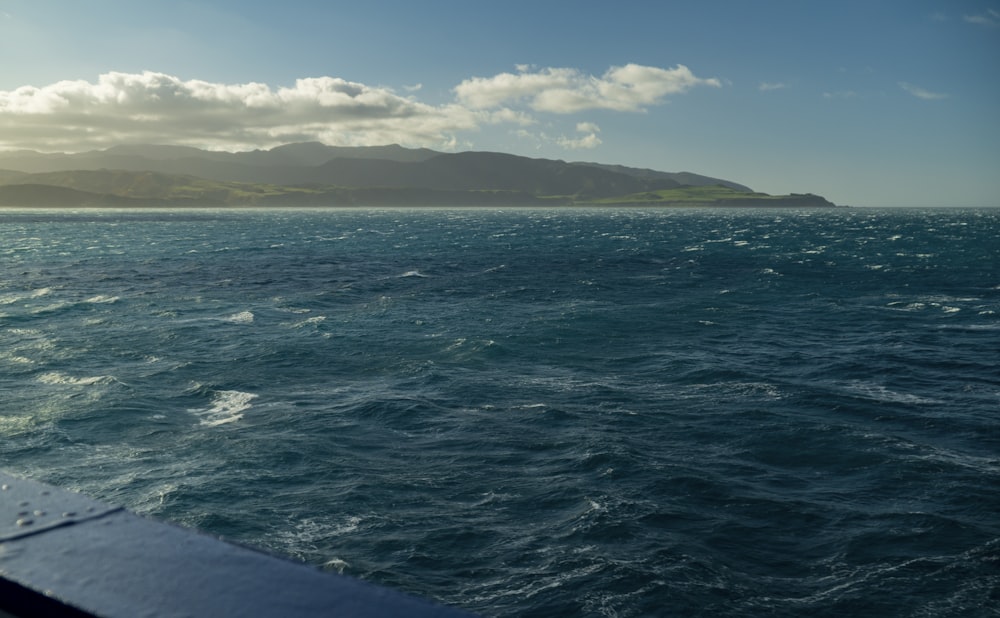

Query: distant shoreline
[0,183,840,209]
[0,142,840,209]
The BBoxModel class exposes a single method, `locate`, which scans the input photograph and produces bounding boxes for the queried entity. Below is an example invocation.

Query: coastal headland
[0,143,838,208]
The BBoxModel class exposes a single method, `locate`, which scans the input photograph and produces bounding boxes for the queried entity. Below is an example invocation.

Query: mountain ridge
[0,143,746,191]
[0,143,837,207]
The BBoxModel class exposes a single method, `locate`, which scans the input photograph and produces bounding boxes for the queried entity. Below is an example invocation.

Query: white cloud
[963,9,1000,26]
[0,64,721,152]
[559,122,601,149]
[758,82,787,91]
[485,107,535,126]
[899,82,949,100]
[454,63,721,113]
[515,122,602,151]
[0,71,480,151]
[557,132,602,150]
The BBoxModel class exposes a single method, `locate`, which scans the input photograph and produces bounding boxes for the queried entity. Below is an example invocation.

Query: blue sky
[1,0,998,206]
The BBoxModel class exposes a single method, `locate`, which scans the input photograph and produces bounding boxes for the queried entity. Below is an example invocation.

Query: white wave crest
[4,355,35,364]
[225,310,255,324]
[37,372,115,386]
[0,288,54,305]
[0,415,37,436]
[845,382,941,405]
[193,390,258,426]
[291,315,326,328]
[85,295,120,304]
[6,328,42,336]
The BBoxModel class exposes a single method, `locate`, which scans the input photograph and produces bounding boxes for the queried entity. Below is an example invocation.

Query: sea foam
[224,310,255,324]
[37,372,115,386]
[192,390,258,426]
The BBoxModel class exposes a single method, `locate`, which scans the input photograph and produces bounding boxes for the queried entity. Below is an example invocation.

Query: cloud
[558,122,601,150]
[0,71,480,151]
[963,9,1000,26]
[454,63,721,113]
[0,64,720,152]
[557,132,601,150]
[515,121,602,151]
[758,82,787,91]
[899,82,949,100]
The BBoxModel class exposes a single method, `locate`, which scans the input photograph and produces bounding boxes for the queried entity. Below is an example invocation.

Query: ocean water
[1,206,997,617]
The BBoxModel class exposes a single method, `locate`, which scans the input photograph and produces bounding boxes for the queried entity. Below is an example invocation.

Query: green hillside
[0,174,551,207]
[0,183,172,207]
[0,170,328,205]
[0,144,840,208]
[582,186,837,208]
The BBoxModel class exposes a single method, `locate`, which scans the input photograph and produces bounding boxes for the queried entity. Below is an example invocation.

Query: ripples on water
[1,207,998,616]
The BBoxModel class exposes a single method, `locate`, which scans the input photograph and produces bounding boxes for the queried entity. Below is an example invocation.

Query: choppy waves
[189,388,259,427]
[1,207,997,617]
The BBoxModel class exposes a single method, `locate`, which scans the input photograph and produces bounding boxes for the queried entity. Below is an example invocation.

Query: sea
[0,206,997,617]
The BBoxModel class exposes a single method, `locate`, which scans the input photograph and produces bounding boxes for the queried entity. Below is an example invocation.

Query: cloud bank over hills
[0,64,721,154]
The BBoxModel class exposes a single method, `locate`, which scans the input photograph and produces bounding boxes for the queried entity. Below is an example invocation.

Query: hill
[588,186,837,208]
[0,143,741,193]
[0,174,554,208]
[0,143,839,208]
[0,183,172,207]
